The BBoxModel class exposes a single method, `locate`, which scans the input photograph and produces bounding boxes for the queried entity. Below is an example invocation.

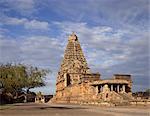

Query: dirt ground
[0,103,149,116]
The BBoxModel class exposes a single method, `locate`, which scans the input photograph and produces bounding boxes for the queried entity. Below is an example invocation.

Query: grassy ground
[0,104,13,110]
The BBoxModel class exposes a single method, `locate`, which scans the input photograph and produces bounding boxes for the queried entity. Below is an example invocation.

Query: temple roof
[90,79,129,85]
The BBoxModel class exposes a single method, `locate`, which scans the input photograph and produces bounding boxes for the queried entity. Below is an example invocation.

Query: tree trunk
[13,91,18,99]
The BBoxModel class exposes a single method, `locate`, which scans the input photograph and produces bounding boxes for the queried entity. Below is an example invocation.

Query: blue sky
[0,0,149,94]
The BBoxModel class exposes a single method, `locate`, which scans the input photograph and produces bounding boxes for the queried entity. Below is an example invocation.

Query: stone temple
[51,33,133,105]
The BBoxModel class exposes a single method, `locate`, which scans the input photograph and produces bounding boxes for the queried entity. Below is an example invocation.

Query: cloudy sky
[0,0,149,94]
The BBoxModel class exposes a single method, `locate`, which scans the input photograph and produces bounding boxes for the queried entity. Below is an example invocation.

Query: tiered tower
[56,33,90,90]
[55,33,100,100]
[59,32,90,75]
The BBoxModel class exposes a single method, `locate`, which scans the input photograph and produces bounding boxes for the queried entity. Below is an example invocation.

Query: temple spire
[68,32,78,42]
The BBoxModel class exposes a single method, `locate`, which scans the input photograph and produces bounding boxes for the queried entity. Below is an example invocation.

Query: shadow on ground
[39,106,86,110]
[12,103,87,110]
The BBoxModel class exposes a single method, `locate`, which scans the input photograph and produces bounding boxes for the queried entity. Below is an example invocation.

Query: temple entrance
[66,74,71,86]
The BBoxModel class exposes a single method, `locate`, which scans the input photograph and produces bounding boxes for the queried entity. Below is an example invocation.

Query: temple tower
[56,33,91,93]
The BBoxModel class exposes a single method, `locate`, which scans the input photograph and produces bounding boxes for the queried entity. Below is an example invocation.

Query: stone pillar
[96,86,99,94]
[111,84,113,91]
[117,85,120,93]
[122,85,125,92]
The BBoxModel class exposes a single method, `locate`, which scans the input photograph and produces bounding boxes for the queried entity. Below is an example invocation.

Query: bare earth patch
[0,103,149,116]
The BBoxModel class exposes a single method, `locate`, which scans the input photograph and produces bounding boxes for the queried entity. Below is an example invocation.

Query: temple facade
[51,33,133,105]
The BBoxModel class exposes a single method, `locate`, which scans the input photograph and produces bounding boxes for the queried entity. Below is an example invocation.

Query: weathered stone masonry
[51,33,133,105]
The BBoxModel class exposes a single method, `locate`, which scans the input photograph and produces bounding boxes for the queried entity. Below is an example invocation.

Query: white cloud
[2,17,49,30]
[24,20,49,30]
[0,35,63,71]
[4,17,28,25]
[0,20,149,93]
[0,0,148,94]
[0,38,21,63]
[42,0,148,28]
[0,28,9,36]
[53,21,149,91]
[0,0,36,15]
[0,35,64,94]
